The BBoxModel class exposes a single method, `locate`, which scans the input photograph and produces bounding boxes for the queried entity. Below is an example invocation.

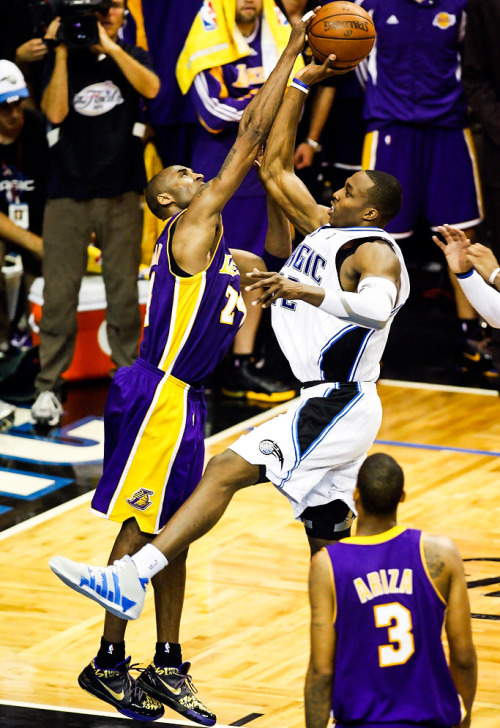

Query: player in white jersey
[434,224,500,329]
[48,58,410,623]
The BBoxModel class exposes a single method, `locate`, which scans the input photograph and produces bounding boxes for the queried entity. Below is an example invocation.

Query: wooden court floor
[0,380,499,727]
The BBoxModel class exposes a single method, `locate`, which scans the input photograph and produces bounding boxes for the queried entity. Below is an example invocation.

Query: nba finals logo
[126,488,154,511]
[432,12,456,29]
[201,0,217,31]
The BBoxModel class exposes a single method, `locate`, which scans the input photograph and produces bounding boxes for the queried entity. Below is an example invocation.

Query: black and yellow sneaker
[221,357,297,403]
[456,338,500,380]
[136,661,216,726]
[78,657,164,722]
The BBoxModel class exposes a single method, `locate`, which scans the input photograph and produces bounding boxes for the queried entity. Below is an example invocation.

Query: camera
[55,0,113,49]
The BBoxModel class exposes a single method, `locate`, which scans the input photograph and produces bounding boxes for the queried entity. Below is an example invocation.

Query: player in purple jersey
[49,14,341,725]
[48,46,409,627]
[306,453,477,728]
[357,0,497,382]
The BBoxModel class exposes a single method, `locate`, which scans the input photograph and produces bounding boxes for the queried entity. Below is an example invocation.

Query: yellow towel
[176,0,303,94]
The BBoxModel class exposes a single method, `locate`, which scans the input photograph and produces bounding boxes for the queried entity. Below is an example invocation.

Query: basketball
[307,1,375,70]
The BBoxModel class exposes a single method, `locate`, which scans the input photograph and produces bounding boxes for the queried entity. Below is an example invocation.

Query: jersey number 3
[374,602,415,667]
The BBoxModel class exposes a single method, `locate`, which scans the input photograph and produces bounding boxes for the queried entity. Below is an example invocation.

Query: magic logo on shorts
[259,439,284,469]
[126,488,154,511]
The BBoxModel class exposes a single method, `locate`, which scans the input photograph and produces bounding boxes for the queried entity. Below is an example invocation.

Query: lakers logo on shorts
[126,488,154,511]
[432,12,456,30]
[259,439,284,468]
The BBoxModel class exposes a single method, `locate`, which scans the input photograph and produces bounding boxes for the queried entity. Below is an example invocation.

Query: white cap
[0,60,29,105]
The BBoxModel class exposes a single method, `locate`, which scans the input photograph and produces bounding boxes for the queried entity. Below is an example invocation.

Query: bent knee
[205,449,261,489]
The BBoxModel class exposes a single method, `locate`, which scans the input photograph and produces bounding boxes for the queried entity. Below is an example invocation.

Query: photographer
[31,0,160,427]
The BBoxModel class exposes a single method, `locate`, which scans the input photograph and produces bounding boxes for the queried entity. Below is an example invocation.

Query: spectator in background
[462,0,500,261]
[175,0,300,404]
[123,0,200,168]
[0,60,46,425]
[30,0,160,428]
[0,0,53,106]
[358,0,495,381]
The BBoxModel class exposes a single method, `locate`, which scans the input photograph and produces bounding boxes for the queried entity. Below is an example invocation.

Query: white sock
[131,544,168,579]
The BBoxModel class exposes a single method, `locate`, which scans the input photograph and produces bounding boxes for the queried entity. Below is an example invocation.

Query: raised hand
[466,243,500,285]
[432,224,471,274]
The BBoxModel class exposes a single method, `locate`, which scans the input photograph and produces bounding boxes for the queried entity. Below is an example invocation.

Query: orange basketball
[307,1,375,70]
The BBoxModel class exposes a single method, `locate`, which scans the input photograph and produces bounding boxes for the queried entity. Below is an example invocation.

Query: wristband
[290,77,309,95]
[488,267,500,285]
[306,137,322,152]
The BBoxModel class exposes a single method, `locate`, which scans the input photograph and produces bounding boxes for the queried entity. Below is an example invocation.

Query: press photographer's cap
[0,60,29,105]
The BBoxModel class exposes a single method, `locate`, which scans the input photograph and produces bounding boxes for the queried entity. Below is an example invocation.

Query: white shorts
[229,381,382,518]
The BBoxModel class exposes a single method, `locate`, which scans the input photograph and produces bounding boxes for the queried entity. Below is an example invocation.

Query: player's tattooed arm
[304,675,333,728]
[216,147,238,182]
[423,534,452,601]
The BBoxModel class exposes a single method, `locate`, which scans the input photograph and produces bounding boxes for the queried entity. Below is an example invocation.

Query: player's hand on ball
[298,54,348,85]
[288,5,320,52]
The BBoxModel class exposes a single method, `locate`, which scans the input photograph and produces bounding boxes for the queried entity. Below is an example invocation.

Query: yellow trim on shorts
[361,129,379,170]
[106,375,188,534]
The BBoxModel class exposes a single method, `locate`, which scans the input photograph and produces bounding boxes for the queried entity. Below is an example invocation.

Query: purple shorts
[221,194,268,256]
[91,358,206,534]
[362,123,483,237]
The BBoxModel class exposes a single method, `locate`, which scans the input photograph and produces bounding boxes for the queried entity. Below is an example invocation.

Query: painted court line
[0,378,496,543]
[0,399,296,542]
[379,378,499,397]
[0,699,233,726]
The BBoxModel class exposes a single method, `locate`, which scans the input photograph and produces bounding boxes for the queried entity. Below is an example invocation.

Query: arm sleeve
[456,269,500,328]
[318,276,397,330]
[190,67,258,133]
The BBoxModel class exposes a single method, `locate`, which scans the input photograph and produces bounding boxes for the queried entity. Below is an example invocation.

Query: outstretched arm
[433,225,500,328]
[173,19,310,274]
[294,85,336,169]
[246,241,400,330]
[259,60,346,236]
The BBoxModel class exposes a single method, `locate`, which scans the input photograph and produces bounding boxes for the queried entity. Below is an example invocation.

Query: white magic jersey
[271,226,410,383]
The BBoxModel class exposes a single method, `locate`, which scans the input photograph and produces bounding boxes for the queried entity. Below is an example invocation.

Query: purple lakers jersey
[140,210,245,384]
[325,526,462,727]
[359,0,468,128]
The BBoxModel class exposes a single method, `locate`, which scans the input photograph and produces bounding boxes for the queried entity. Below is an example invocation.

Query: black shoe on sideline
[222,358,296,403]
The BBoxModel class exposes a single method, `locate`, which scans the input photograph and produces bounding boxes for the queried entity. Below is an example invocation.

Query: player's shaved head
[356,453,404,515]
[364,170,402,226]
[145,167,175,219]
